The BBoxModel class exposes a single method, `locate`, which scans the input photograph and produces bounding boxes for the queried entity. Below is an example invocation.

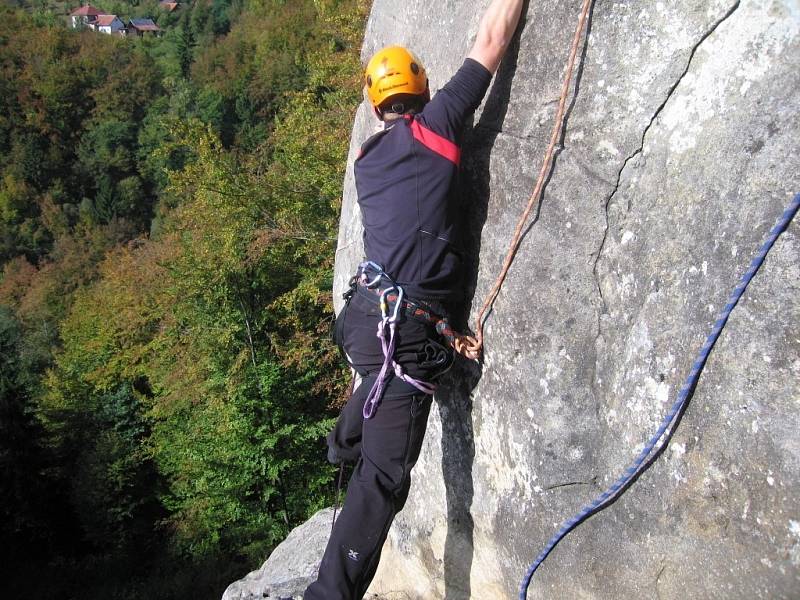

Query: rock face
[332,0,800,598]
[221,506,397,600]
[222,508,334,600]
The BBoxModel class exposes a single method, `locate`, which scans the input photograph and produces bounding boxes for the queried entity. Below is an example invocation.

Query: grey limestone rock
[220,505,401,600]
[221,508,334,600]
[332,0,800,599]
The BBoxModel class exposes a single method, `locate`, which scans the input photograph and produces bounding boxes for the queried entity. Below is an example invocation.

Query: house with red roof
[92,14,125,35]
[69,4,103,29]
[69,4,166,38]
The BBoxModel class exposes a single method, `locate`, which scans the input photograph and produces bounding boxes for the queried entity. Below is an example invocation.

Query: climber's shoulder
[419,58,493,139]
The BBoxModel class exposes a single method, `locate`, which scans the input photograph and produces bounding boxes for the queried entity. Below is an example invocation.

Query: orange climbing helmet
[364,45,429,110]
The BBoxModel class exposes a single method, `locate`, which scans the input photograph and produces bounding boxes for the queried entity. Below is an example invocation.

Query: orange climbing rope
[456,0,594,360]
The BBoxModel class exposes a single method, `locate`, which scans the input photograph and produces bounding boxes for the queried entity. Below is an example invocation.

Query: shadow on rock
[438,8,527,598]
[437,361,480,600]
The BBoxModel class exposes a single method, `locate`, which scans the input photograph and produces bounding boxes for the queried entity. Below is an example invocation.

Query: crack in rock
[544,479,596,491]
[655,562,667,600]
[590,0,742,351]
[335,239,358,253]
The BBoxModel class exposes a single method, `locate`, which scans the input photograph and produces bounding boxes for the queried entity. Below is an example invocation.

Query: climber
[304,1,526,598]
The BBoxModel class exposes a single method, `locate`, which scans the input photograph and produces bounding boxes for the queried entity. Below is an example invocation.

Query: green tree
[0,306,74,570]
[0,1,370,597]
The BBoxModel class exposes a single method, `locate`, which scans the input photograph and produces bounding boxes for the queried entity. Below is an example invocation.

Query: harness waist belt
[349,276,457,348]
[345,262,452,419]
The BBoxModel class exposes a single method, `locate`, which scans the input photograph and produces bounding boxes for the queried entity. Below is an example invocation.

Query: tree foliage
[1,0,369,598]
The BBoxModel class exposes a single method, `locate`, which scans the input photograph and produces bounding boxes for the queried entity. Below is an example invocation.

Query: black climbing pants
[304,291,444,600]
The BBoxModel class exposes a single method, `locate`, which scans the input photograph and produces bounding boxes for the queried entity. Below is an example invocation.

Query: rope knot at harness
[454,333,482,361]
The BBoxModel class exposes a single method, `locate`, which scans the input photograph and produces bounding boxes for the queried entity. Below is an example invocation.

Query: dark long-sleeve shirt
[354,58,493,302]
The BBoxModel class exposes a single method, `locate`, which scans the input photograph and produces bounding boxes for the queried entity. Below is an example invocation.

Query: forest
[0,0,368,597]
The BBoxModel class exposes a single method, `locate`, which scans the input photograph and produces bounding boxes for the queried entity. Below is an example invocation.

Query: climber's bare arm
[467,0,525,74]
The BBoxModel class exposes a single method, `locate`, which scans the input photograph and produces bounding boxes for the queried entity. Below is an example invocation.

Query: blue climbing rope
[519,192,800,599]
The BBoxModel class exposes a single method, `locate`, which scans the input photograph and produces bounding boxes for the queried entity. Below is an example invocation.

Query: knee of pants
[326,374,375,465]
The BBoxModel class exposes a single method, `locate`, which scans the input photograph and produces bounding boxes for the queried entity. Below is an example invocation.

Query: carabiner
[378,285,404,323]
[390,286,404,323]
[358,261,386,288]
[378,286,395,319]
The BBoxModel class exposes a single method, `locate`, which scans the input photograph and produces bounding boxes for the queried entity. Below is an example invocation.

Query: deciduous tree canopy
[0,1,368,597]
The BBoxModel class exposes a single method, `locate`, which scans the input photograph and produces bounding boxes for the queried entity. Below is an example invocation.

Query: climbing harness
[355,262,441,418]
[518,192,800,599]
[349,263,459,348]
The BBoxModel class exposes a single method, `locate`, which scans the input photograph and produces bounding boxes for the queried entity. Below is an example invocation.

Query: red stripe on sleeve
[409,119,461,165]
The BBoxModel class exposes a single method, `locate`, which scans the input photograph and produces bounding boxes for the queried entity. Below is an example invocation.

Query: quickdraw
[356,262,439,419]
